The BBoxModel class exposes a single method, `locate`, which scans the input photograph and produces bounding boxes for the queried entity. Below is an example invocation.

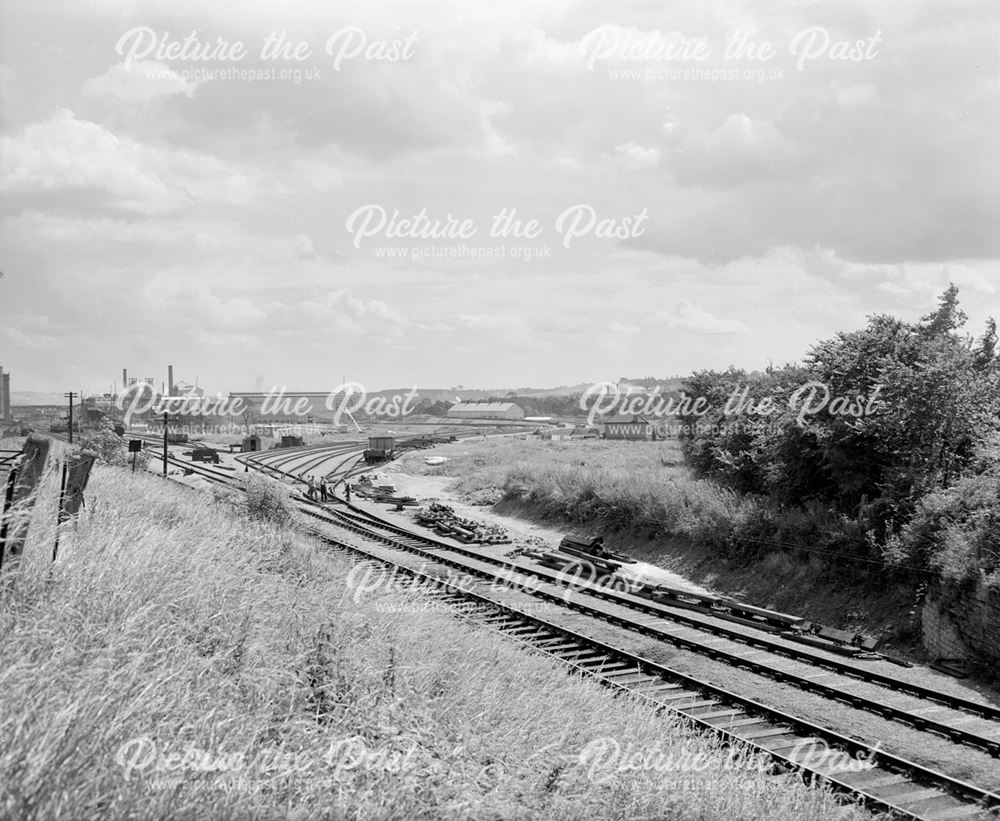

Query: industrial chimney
[168,365,174,396]
[0,366,9,421]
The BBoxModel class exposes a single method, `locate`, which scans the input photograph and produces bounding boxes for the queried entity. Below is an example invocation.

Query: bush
[884,471,1000,588]
[241,473,295,526]
[678,288,1000,573]
[78,420,144,468]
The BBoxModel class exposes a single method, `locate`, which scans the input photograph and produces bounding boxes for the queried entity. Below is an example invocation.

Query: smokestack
[168,365,174,396]
[1,368,10,421]
[122,368,128,389]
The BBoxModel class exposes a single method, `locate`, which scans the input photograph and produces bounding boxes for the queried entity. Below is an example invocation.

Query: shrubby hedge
[676,286,1000,585]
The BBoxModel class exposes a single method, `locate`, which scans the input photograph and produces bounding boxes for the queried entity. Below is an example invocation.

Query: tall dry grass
[0,464,870,820]
[399,438,867,564]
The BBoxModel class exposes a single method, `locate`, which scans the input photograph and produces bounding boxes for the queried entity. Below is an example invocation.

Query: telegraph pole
[64,392,76,444]
[162,411,168,476]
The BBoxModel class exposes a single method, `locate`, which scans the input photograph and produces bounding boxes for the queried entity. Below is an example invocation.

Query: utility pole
[162,411,168,476]
[65,392,76,444]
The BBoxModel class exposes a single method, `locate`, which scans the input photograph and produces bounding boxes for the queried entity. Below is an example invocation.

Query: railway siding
[135,438,1000,819]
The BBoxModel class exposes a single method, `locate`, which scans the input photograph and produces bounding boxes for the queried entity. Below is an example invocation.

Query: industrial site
[2,1,998,820]
[3,316,1000,821]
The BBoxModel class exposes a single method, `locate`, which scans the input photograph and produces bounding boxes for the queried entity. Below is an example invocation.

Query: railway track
[49,433,1000,819]
[241,441,369,488]
[326,555,998,820]
[328,515,1000,752]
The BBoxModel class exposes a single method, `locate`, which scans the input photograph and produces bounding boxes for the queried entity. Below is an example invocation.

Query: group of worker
[305,475,331,502]
[304,476,355,503]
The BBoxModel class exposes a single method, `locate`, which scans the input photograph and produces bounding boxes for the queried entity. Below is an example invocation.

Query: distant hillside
[11,391,67,407]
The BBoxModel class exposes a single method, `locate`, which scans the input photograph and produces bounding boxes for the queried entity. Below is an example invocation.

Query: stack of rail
[413,502,511,545]
[399,434,458,449]
[630,581,882,656]
[535,533,882,658]
[350,475,418,507]
[537,534,631,577]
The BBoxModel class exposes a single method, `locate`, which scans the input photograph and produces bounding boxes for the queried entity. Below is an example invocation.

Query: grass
[398,437,879,564]
[0,461,871,820]
[397,437,764,550]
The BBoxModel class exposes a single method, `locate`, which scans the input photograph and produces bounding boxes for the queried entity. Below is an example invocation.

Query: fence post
[0,435,51,578]
[0,466,20,566]
[52,450,97,563]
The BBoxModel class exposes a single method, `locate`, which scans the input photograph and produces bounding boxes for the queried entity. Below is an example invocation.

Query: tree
[680,286,1000,541]
[974,317,998,370]
[920,282,967,337]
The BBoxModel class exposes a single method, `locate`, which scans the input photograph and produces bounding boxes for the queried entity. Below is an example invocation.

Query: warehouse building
[602,412,652,440]
[447,401,524,420]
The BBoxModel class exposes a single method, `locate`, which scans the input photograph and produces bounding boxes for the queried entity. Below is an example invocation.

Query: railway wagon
[190,447,221,464]
[364,435,396,464]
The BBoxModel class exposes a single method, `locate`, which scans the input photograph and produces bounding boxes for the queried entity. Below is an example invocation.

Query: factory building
[447,401,524,420]
[0,366,10,420]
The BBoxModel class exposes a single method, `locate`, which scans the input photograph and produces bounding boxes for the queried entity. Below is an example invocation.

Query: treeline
[678,286,1000,587]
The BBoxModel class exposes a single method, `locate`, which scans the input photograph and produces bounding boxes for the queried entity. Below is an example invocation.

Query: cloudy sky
[1,0,997,395]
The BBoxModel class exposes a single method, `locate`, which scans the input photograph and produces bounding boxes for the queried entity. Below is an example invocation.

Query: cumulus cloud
[664,114,801,187]
[831,80,879,108]
[134,281,409,338]
[656,302,749,334]
[82,61,200,103]
[609,142,661,170]
[607,322,640,336]
[459,314,524,331]
[298,289,409,335]
[0,110,265,215]
[0,0,996,391]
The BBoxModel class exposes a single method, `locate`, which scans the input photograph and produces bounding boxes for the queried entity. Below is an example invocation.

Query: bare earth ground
[369,466,710,595]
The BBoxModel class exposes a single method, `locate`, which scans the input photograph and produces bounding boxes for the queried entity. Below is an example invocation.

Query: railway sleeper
[620,676,681,695]
[701,715,769,731]
[531,636,578,649]
[670,699,723,712]
[571,656,618,669]
[500,624,543,636]
[898,801,987,820]
[685,707,744,722]
[737,725,797,741]
[600,666,644,680]
[648,689,704,704]
[755,733,814,753]
[617,674,666,688]
[888,789,955,813]
[559,649,607,663]
[541,642,589,655]
[583,661,635,674]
